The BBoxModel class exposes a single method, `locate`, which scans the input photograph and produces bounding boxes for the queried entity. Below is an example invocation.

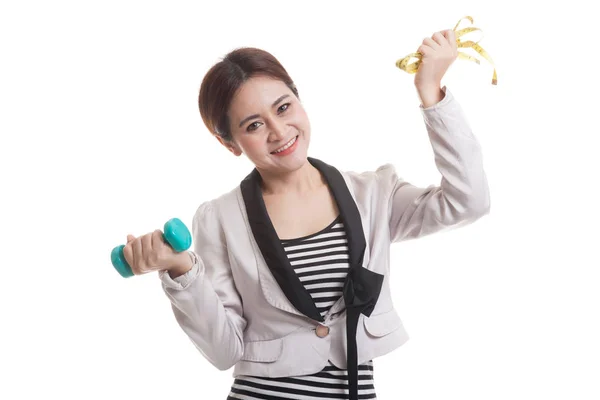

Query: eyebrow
[238,94,291,128]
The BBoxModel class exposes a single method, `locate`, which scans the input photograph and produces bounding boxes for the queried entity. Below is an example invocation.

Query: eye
[247,121,261,132]
[278,103,291,113]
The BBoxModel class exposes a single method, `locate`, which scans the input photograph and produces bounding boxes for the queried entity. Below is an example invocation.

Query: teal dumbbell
[111,218,192,278]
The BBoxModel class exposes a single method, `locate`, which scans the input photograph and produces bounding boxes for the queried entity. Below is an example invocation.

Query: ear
[214,135,243,157]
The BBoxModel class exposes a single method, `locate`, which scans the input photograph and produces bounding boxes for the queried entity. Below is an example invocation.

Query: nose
[268,118,287,141]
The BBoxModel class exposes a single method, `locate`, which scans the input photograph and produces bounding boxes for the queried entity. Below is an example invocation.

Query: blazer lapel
[306,158,366,274]
[240,167,323,322]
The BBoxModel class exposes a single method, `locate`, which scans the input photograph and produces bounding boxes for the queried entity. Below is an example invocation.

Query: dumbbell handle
[111,218,192,278]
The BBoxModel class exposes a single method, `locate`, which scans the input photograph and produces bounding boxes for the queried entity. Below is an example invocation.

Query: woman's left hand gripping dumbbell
[122,230,193,277]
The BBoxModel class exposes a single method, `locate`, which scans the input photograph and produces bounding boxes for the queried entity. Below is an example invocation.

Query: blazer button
[316,324,330,338]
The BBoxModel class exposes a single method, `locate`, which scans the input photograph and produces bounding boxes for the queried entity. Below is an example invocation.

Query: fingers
[123,240,134,271]
[122,230,168,275]
[131,235,143,273]
[123,234,136,270]
[124,234,141,274]
[144,233,158,272]
[430,32,445,47]
[417,42,434,56]
[418,36,439,55]
[418,30,456,57]
[430,30,456,47]
[442,29,456,44]
[442,29,458,55]
[151,229,164,250]
[149,230,164,266]
[143,232,153,251]
[423,37,440,50]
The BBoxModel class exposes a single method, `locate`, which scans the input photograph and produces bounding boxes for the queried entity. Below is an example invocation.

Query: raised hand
[414,29,458,89]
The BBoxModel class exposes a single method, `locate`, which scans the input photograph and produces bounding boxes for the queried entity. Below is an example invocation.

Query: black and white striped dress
[227,216,377,399]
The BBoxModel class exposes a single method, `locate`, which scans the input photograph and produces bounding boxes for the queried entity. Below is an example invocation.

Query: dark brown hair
[198,47,300,142]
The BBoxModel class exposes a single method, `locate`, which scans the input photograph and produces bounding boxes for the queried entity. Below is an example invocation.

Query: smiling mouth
[271,135,298,154]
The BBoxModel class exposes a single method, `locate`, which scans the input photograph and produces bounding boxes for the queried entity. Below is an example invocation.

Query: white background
[1,0,598,399]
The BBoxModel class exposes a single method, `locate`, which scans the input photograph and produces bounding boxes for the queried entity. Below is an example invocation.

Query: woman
[123,28,490,400]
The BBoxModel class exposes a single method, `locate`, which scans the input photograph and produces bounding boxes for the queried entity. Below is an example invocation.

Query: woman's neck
[259,161,324,196]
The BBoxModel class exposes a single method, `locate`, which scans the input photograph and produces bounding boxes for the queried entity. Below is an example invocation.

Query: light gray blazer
[158,86,490,383]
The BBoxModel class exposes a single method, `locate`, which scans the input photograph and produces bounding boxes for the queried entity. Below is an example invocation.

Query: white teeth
[273,136,297,153]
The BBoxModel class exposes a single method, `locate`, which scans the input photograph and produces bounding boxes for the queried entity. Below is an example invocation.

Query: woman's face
[220,75,311,175]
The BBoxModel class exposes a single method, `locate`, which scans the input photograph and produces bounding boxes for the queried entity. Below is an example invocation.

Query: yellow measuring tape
[396,16,498,85]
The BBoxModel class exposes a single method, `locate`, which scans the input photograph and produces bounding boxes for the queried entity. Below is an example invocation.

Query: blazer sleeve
[377,86,491,243]
[158,200,246,371]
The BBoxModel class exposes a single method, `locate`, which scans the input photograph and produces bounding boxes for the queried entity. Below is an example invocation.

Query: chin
[272,153,306,171]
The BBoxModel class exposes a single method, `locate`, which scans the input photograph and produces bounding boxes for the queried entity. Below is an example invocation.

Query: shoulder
[334,163,403,210]
[342,163,401,192]
[192,186,238,233]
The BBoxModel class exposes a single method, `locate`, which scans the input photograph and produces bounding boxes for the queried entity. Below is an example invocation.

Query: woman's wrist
[168,252,194,278]
[415,81,444,108]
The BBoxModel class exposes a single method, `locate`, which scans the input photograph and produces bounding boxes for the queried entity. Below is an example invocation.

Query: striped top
[227,216,377,399]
